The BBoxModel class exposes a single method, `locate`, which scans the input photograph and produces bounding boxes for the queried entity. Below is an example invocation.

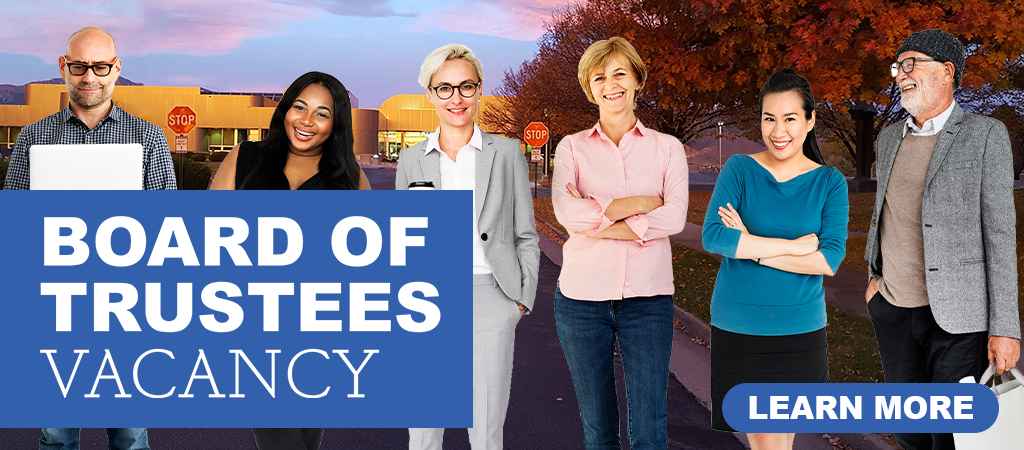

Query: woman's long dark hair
[758,68,827,166]
[241,71,360,190]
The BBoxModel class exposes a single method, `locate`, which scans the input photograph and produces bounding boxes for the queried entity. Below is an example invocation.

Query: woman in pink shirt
[552,37,689,450]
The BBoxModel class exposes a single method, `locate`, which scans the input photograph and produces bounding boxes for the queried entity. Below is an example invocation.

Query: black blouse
[234,140,327,190]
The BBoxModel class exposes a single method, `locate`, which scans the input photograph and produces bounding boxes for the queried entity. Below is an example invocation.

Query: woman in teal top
[701,68,849,449]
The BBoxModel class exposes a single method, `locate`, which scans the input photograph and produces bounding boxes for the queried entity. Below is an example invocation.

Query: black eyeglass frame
[890,57,939,78]
[63,56,119,77]
[429,82,482,100]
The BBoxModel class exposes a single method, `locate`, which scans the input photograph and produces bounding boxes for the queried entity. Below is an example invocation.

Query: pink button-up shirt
[552,120,689,300]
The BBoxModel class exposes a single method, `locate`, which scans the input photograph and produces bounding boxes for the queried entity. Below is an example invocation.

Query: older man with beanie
[864,28,1020,450]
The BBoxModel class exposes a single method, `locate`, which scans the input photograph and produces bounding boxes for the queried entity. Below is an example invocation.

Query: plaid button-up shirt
[3,102,177,190]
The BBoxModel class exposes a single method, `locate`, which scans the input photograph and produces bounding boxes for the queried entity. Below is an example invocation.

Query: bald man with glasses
[6,26,165,450]
[3,26,175,191]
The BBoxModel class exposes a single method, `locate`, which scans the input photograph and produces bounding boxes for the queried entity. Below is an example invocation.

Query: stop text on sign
[167,106,197,134]
[524,122,549,147]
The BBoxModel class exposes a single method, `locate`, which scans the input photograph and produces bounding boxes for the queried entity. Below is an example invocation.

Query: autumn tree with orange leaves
[638,0,1024,174]
[486,0,1024,176]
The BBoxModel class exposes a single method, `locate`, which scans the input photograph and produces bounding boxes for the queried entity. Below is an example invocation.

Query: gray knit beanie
[897,29,965,89]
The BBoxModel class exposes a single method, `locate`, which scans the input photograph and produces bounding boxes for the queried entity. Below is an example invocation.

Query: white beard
[899,70,943,120]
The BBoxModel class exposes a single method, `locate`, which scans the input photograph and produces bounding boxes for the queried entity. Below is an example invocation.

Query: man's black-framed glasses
[429,82,481,100]
[64,56,118,77]
[890,57,938,77]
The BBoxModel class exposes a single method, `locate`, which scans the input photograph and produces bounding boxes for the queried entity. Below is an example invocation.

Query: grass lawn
[687,191,713,226]
[533,197,565,236]
[826,304,885,383]
[670,243,719,324]
[847,192,876,233]
[842,236,868,274]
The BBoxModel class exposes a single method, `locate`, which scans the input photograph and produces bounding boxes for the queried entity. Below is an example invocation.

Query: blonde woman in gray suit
[395,43,540,450]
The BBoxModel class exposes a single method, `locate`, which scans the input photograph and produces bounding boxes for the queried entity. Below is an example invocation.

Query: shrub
[171,154,212,190]
[0,158,8,189]
[190,153,208,162]
[210,151,228,162]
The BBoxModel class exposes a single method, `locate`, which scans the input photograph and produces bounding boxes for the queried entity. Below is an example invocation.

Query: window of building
[379,131,400,160]
[403,131,428,149]
[378,131,429,161]
[0,126,22,149]
[208,128,240,152]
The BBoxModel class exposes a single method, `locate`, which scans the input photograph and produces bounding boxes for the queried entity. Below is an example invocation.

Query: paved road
[364,165,397,191]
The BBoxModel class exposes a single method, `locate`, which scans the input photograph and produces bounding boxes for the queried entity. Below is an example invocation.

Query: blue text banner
[0,190,472,428]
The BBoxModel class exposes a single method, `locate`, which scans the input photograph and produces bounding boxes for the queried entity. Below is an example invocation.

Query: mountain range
[0,77,141,105]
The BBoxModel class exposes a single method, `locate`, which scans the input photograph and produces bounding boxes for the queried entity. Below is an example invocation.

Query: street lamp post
[717,121,724,170]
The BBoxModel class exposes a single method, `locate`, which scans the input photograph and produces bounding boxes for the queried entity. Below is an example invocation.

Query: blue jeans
[554,286,674,450]
[39,428,149,450]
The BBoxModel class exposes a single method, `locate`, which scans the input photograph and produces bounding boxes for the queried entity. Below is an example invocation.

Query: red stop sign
[524,122,549,147]
[167,106,197,135]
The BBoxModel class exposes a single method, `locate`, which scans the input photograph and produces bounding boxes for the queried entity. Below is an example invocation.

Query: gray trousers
[409,274,522,450]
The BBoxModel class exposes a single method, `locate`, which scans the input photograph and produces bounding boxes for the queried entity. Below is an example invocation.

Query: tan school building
[0,84,513,161]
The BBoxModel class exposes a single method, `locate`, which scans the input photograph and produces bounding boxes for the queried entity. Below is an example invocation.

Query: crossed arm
[551,135,688,242]
[717,203,833,275]
[565,183,661,240]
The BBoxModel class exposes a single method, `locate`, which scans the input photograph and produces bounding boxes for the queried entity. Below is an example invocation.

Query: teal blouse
[702,154,849,336]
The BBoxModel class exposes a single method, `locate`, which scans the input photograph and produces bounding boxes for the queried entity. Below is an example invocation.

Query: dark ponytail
[758,68,826,166]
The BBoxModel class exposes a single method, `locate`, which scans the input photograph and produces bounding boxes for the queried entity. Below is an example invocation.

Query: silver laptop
[30,144,144,190]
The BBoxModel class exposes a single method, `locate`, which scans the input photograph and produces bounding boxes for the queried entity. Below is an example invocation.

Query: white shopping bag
[953,363,1024,449]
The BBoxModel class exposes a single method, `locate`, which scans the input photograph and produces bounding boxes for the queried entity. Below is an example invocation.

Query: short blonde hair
[418,44,484,89]
[577,37,647,103]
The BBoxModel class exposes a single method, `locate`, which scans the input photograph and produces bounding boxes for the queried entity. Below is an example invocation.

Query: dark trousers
[867,293,989,450]
[252,429,323,450]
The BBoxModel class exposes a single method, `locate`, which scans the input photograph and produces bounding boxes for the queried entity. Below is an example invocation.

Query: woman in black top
[212,71,370,191]
[211,71,368,449]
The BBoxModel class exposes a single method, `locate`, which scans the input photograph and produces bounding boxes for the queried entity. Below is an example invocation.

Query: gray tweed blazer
[865,104,1020,338]
[395,130,541,311]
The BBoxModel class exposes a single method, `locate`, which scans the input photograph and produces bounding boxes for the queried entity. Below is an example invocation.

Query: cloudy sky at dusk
[0,0,570,108]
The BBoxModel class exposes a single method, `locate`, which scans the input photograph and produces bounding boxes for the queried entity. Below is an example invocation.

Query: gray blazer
[865,104,1020,338]
[395,130,541,311]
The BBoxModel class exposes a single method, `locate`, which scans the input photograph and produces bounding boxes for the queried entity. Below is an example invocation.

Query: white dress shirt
[904,100,957,137]
[425,124,492,274]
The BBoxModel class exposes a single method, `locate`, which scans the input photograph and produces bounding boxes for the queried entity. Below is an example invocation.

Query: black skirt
[710,326,829,432]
